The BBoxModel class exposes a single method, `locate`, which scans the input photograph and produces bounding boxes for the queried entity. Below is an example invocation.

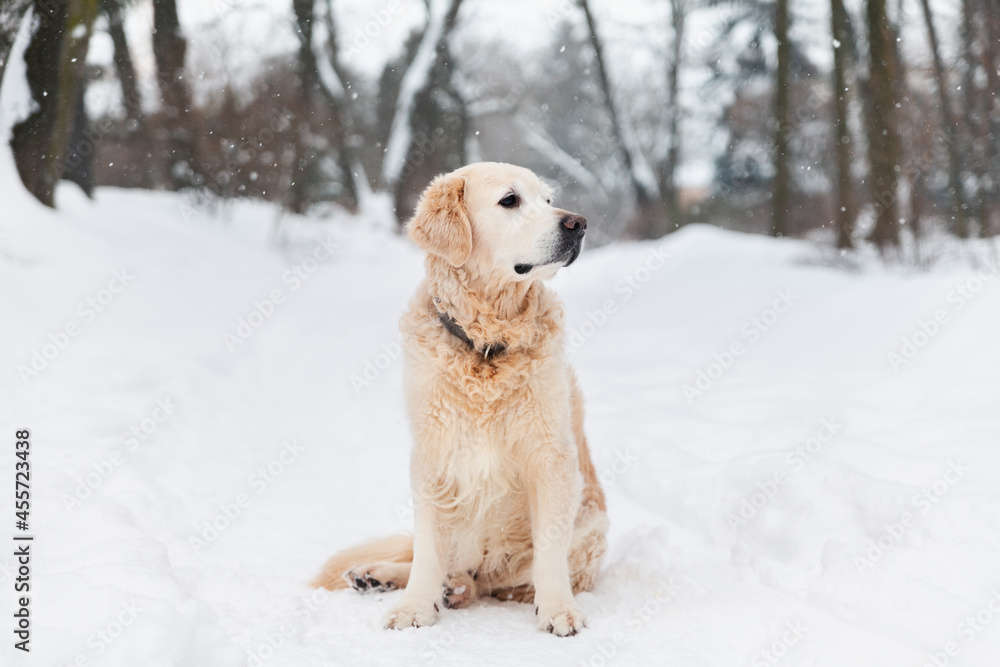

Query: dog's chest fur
[400,286,570,545]
[414,351,560,511]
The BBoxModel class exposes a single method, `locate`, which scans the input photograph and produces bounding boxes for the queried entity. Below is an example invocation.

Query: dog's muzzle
[556,213,586,266]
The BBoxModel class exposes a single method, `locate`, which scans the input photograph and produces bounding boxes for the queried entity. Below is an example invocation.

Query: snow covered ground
[2,182,1000,667]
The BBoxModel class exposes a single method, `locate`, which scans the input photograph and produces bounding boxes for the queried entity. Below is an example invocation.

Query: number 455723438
[15,430,30,531]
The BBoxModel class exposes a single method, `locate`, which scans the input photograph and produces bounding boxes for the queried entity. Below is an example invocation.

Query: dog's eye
[498,194,518,208]
[546,198,552,205]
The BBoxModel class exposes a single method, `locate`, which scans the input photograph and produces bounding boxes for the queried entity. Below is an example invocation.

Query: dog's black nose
[561,214,587,233]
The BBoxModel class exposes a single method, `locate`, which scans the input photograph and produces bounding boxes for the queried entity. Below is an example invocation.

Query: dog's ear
[406,174,473,267]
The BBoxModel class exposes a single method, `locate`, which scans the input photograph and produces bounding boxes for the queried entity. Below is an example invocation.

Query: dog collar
[437,311,507,359]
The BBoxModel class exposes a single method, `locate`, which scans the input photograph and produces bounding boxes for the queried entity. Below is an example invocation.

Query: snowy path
[2,187,1000,667]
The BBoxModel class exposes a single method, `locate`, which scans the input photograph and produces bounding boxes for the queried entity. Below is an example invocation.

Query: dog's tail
[310,534,414,590]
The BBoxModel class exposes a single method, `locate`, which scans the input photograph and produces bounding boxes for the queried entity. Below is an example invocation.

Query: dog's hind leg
[568,517,608,595]
[346,562,411,593]
[490,583,535,603]
[311,534,413,591]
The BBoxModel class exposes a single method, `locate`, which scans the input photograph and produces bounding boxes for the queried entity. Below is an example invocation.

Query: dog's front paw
[536,602,586,637]
[384,601,438,630]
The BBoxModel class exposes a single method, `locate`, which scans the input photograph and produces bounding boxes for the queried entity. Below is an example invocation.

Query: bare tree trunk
[105,0,151,188]
[152,0,198,190]
[322,0,353,95]
[917,0,967,238]
[957,0,981,235]
[657,0,685,237]
[290,0,318,214]
[290,0,359,214]
[831,0,855,248]
[316,0,360,211]
[773,0,791,238]
[62,74,95,196]
[11,0,97,207]
[984,0,1000,235]
[380,0,464,194]
[579,0,660,235]
[865,0,901,250]
[105,1,142,131]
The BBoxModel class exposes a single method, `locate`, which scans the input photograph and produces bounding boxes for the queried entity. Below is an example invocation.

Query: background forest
[1,0,998,259]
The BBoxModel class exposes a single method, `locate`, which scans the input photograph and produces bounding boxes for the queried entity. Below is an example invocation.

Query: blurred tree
[830,0,856,248]
[916,0,966,239]
[378,25,468,223]
[772,0,790,238]
[102,0,142,133]
[380,0,465,223]
[290,0,322,213]
[100,0,152,189]
[714,31,771,201]
[152,0,199,189]
[864,0,901,250]
[708,0,826,237]
[959,0,980,234]
[656,0,686,237]
[11,0,98,207]
[61,66,96,196]
[289,0,358,213]
[984,0,1000,236]
[961,0,1000,236]
[315,0,360,211]
[891,19,922,246]
[579,0,662,236]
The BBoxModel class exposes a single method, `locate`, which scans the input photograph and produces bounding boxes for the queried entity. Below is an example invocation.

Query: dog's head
[406,162,586,282]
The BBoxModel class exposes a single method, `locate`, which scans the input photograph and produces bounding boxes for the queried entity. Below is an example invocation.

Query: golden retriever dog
[312,162,608,636]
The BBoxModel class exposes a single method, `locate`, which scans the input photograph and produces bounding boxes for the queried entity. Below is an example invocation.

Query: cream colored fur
[311,162,608,637]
